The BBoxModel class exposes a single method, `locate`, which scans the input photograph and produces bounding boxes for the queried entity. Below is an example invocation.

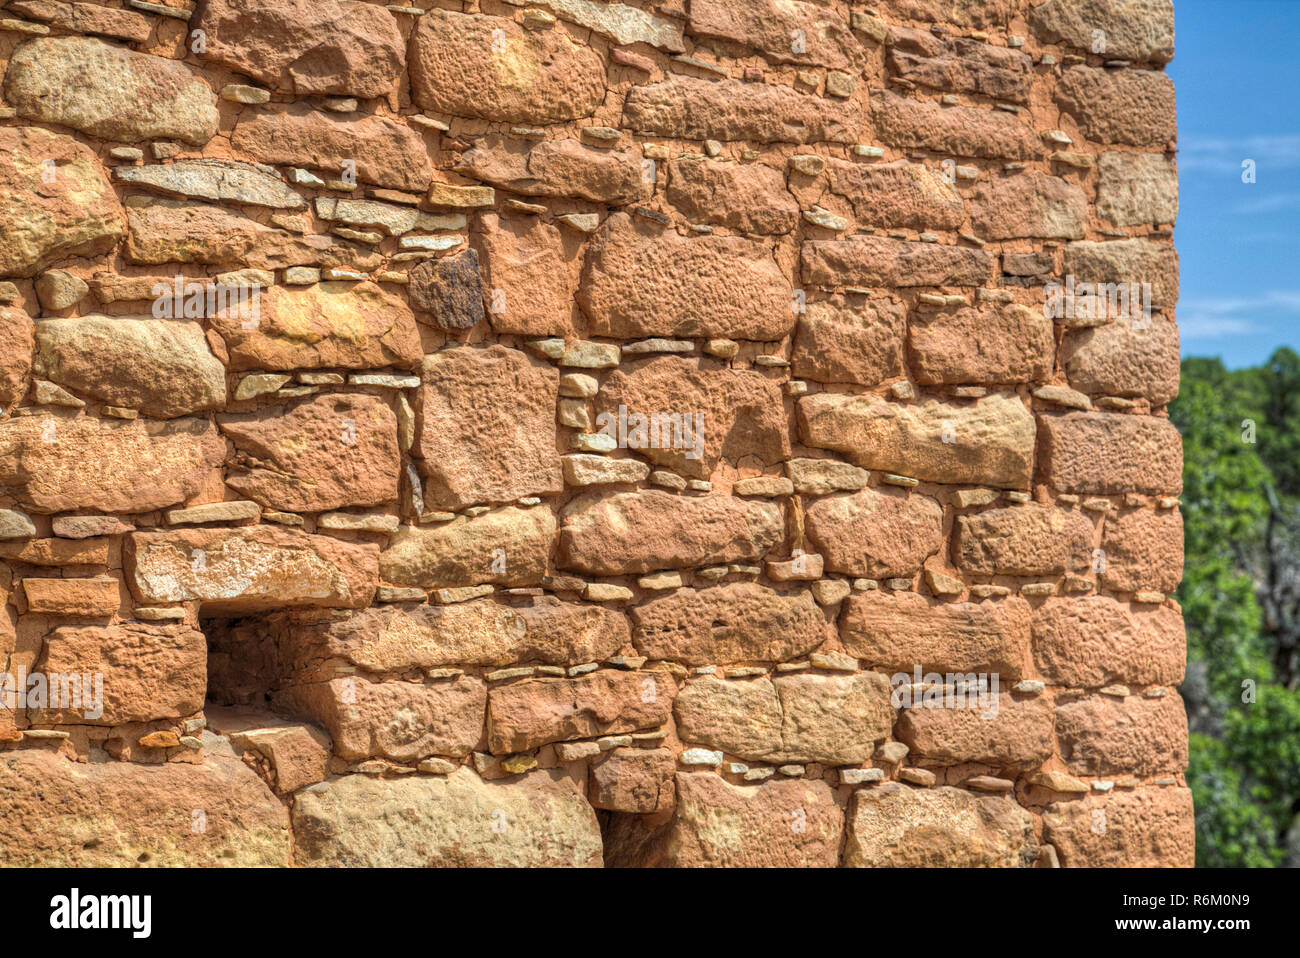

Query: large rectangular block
[486,671,673,753]
[1037,412,1183,495]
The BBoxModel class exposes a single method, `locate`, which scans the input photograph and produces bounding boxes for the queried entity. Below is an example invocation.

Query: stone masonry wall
[0,0,1189,867]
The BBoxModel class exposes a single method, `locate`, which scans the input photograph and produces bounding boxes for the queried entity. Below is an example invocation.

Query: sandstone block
[1032,597,1185,687]
[474,213,583,338]
[887,27,1032,102]
[870,90,1040,159]
[954,503,1095,576]
[845,785,1036,867]
[896,694,1054,769]
[1097,152,1179,226]
[34,317,227,418]
[222,394,399,512]
[417,346,561,510]
[1063,239,1179,310]
[798,393,1035,488]
[1055,693,1188,777]
[459,136,650,206]
[792,299,906,386]
[379,507,555,590]
[410,10,605,123]
[1063,315,1180,405]
[4,37,219,145]
[191,0,404,98]
[589,747,674,813]
[21,577,119,617]
[805,487,943,578]
[666,157,799,234]
[630,583,824,666]
[1037,412,1183,495]
[825,158,964,230]
[0,417,224,515]
[1100,508,1184,594]
[971,172,1088,240]
[127,527,379,613]
[840,591,1033,679]
[559,490,782,575]
[487,670,673,753]
[1055,66,1176,148]
[0,307,35,406]
[292,767,602,867]
[408,249,485,331]
[1043,787,1194,868]
[0,749,288,866]
[802,235,992,288]
[579,213,793,341]
[909,304,1054,385]
[125,200,335,270]
[1031,0,1175,64]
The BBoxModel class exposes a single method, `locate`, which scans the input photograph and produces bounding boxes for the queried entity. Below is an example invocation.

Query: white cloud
[1178,133,1300,174]
[1177,290,1300,340]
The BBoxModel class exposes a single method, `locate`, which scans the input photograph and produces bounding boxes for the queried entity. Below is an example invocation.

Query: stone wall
[0,0,1189,867]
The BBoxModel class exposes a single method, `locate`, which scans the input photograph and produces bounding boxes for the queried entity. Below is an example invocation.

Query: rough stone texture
[212,282,421,371]
[231,105,432,192]
[826,159,965,230]
[0,127,124,278]
[410,10,605,123]
[416,346,561,509]
[1055,66,1177,148]
[667,157,799,234]
[1038,412,1183,495]
[379,508,555,590]
[0,417,224,514]
[896,695,1055,769]
[32,623,206,726]
[0,0,1185,870]
[792,299,907,386]
[580,213,793,341]
[803,235,993,288]
[1096,152,1179,226]
[1031,0,1175,64]
[487,671,673,753]
[1099,508,1184,594]
[1043,787,1195,868]
[460,136,651,206]
[221,394,400,512]
[971,172,1089,240]
[275,676,485,762]
[631,583,824,665]
[954,504,1095,576]
[560,491,782,575]
[909,304,1054,385]
[0,748,288,866]
[871,90,1041,159]
[606,772,842,867]
[841,592,1033,679]
[4,37,219,145]
[595,356,790,478]
[127,527,378,613]
[799,393,1036,488]
[805,487,943,578]
[674,671,895,765]
[1063,315,1180,405]
[845,785,1037,867]
[623,76,859,144]
[293,767,602,867]
[0,307,35,406]
[1055,694,1189,778]
[34,317,227,418]
[191,0,405,98]
[1033,597,1186,688]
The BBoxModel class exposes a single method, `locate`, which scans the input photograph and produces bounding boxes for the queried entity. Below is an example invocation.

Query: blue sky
[1171,0,1300,368]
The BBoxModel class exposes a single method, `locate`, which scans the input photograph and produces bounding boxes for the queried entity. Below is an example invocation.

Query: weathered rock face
[379,507,555,589]
[0,0,1185,871]
[211,282,421,371]
[416,346,560,509]
[595,356,789,478]
[410,10,605,123]
[0,417,224,514]
[34,317,227,418]
[221,394,400,511]
[579,213,793,341]
[191,0,405,98]
[799,393,1037,488]
[0,748,289,866]
[805,487,944,578]
[631,583,824,665]
[4,37,219,145]
[606,773,844,867]
[845,785,1037,867]
[127,527,378,613]
[293,767,603,867]
[560,491,782,575]
[0,127,124,278]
